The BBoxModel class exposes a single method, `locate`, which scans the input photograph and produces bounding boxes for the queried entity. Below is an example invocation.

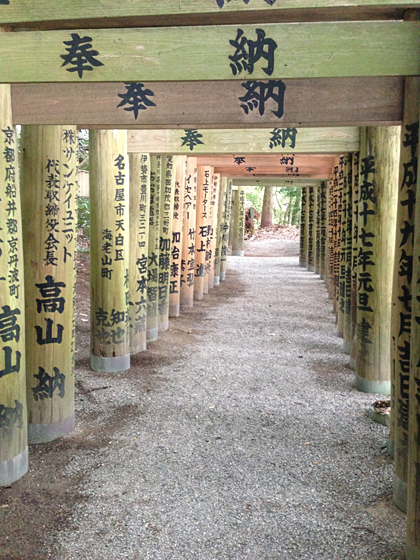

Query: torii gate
[0,2,420,557]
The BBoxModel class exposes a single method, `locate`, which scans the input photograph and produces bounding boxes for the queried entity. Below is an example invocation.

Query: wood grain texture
[128,127,359,155]
[1,1,417,29]
[0,22,418,83]
[11,78,404,128]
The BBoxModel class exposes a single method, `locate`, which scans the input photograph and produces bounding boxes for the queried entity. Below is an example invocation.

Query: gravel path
[1,254,405,560]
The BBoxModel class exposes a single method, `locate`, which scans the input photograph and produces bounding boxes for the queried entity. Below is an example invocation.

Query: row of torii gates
[0,1,420,557]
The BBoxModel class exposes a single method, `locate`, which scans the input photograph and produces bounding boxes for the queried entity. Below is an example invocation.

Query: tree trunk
[260,186,274,228]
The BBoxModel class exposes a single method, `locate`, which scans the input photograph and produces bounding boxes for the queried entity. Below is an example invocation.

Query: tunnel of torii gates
[0,0,420,555]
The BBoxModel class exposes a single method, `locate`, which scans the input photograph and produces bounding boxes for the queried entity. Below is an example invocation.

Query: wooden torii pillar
[232,186,246,257]
[90,130,130,373]
[128,153,150,354]
[21,125,78,443]
[299,187,309,268]
[0,85,27,486]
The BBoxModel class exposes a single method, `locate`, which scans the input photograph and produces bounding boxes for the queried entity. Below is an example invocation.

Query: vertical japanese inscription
[180,158,197,306]
[357,154,377,359]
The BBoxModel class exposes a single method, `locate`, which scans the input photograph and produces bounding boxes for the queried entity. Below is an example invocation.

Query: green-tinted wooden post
[407,115,420,560]
[342,155,353,353]
[307,186,315,272]
[327,173,336,300]
[203,167,213,296]
[214,177,227,286]
[90,130,130,373]
[220,180,233,282]
[194,166,211,300]
[169,156,186,318]
[0,84,28,485]
[21,125,78,443]
[180,157,197,308]
[392,77,420,512]
[158,156,175,332]
[355,126,399,395]
[299,186,308,268]
[319,182,328,280]
[128,153,150,354]
[315,185,322,275]
[208,173,220,289]
[232,186,246,257]
[350,152,360,371]
[147,155,161,342]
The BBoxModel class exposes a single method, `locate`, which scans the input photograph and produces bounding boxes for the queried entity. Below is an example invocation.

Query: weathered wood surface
[21,125,78,442]
[128,128,359,155]
[0,23,419,83]
[0,84,28,486]
[198,154,336,178]
[1,1,416,29]
[11,77,403,128]
[232,178,322,187]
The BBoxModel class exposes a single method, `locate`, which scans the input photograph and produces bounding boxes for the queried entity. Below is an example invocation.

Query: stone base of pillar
[387,437,395,457]
[343,340,350,354]
[406,541,420,560]
[29,414,75,444]
[220,271,226,281]
[180,298,193,308]
[194,291,204,301]
[349,356,356,370]
[213,276,220,286]
[0,447,28,487]
[393,473,407,513]
[355,374,391,395]
[299,262,307,268]
[130,341,147,355]
[146,328,158,342]
[169,304,180,318]
[232,250,244,256]
[158,321,169,333]
[337,329,343,338]
[321,274,326,280]
[90,354,130,373]
[307,265,315,272]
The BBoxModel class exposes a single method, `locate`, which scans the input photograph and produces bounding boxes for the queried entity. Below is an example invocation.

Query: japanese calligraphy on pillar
[0,91,27,473]
[129,153,150,354]
[180,158,197,307]
[307,187,315,269]
[194,167,211,300]
[351,153,360,335]
[20,126,78,436]
[299,186,307,267]
[394,119,419,443]
[147,155,161,340]
[158,156,175,331]
[335,159,344,306]
[169,157,186,316]
[208,174,220,289]
[319,183,327,278]
[357,154,377,359]
[220,181,233,280]
[94,152,128,351]
[214,178,227,284]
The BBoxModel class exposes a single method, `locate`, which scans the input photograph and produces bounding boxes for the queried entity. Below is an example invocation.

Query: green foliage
[246,185,301,227]
[77,196,90,238]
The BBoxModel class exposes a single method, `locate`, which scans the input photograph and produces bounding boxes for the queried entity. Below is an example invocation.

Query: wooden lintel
[0,22,419,83]
[215,170,331,178]
[127,127,359,155]
[231,178,323,187]
[1,2,418,30]
[11,77,403,128]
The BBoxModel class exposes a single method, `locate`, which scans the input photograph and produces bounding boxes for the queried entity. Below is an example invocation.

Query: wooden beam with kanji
[127,127,359,155]
[0,22,418,83]
[1,1,417,30]
[11,78,403,129]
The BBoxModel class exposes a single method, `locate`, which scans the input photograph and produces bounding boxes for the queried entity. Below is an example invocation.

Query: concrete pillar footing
[393,474,407,513]
[29,415,76,444]
[146,328,158,343]
[355,374,391,395]
[0,447,28,487]
[90,354,130,373]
